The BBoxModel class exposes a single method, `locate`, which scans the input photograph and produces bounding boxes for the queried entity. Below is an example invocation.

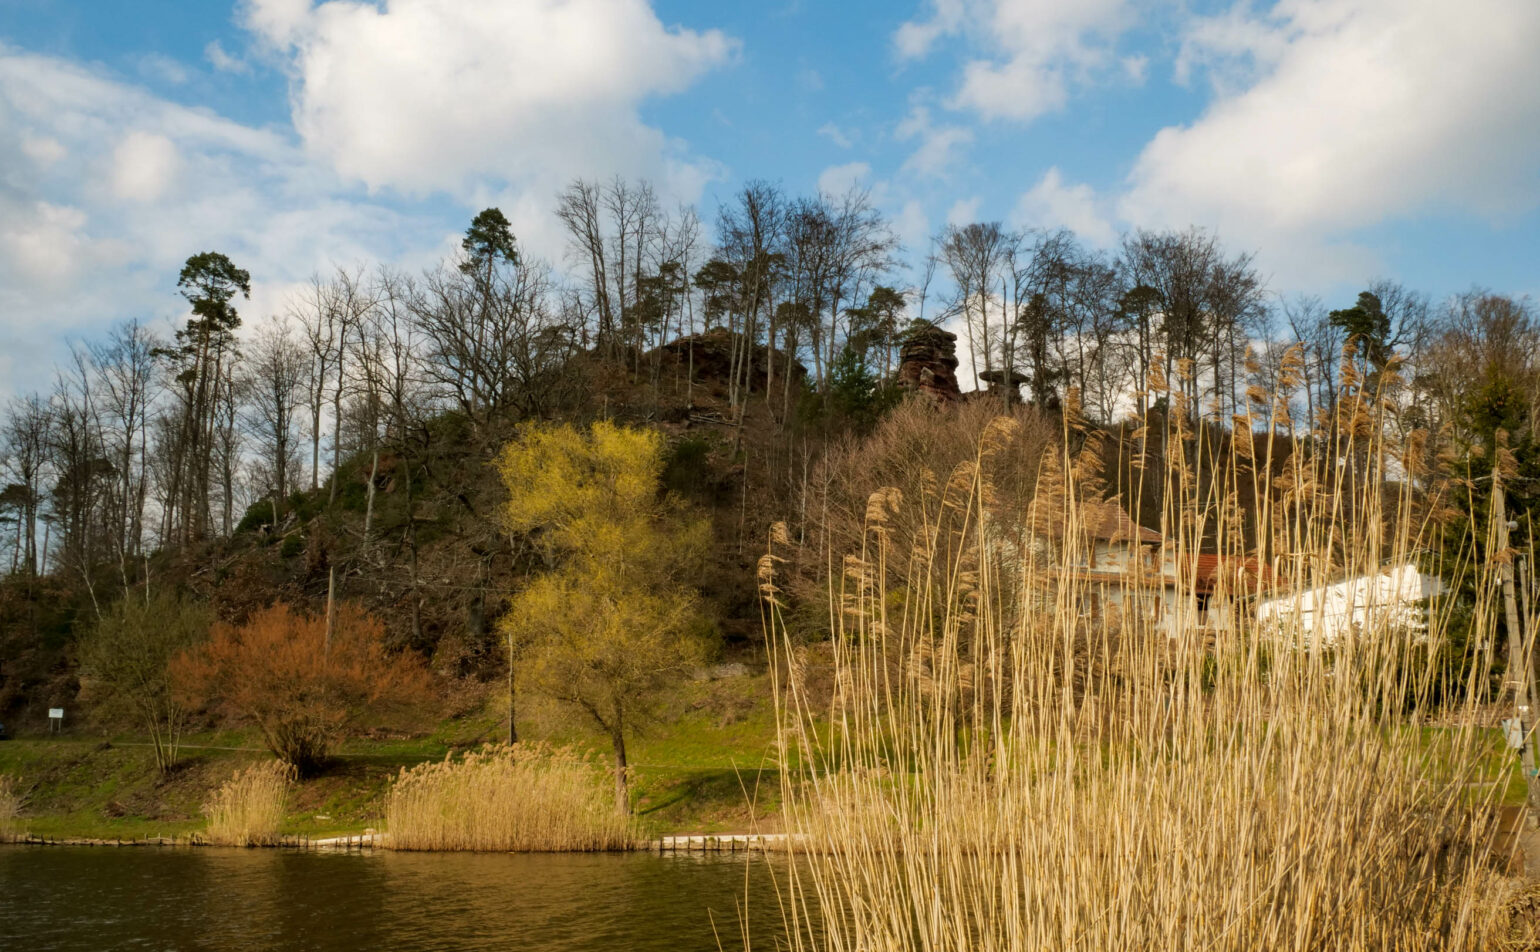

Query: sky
[2,0,1539,397]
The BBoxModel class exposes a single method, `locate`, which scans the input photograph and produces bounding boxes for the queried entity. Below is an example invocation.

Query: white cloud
[895,105,973,177]
[1119,0,1540,282]
[896,0,1134,122]
[110,131,181,203]
[0,46,441,396]
[894,0,966,60]
[20,135,66,166]
[946,196,980,225]
[242,0,313,48]
[204,39,251,75]
[0,201,89,287]
[1121,53,1148,84]
[1015,167,1117,247]
[894,199,930,257]
[818,161,870,196]
[1172,3,1292,92]
[818,121,853,149]
[242,0,737,198]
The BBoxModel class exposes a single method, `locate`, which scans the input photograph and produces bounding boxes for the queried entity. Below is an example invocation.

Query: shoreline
[0,830,795,853]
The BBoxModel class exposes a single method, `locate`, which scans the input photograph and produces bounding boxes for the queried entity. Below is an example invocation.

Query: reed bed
[384,743,634,851]
[0,774,23,836]
[763,368,1534,950]
[203,760,294,847]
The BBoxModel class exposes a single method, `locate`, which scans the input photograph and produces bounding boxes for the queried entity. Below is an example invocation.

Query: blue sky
[2,0,1539,395]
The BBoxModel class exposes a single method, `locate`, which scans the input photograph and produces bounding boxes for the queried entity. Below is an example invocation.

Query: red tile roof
[1187,554,1277,594]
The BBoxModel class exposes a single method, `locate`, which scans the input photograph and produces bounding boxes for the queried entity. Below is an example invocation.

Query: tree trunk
[362,447,379,547]
[611,719,629,814]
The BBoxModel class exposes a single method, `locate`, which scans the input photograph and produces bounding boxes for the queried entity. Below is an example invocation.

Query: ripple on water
[0,846,795,951]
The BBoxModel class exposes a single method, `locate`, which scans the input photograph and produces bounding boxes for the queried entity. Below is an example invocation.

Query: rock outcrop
[977,368,1029,405]
[896,323,962,404]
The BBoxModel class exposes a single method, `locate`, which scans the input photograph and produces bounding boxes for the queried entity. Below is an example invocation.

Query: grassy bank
[0,671,781,842]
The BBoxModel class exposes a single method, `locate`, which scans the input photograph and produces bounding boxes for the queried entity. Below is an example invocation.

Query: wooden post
[1494,472,1540,817]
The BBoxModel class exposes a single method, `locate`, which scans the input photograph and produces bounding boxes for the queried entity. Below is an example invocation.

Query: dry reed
[764,370,1531,949]
[384,743,634,851]
[203,760,295,846]
[0,774,23,836]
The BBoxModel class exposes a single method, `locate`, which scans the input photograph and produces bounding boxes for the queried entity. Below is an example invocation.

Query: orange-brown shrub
[173,602,434,774]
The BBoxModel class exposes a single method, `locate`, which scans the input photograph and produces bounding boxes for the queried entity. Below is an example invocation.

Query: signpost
[48,708,63,734]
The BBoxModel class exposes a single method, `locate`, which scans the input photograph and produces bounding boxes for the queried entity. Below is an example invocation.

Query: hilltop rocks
[896,323,962,404]
[978,368,1029,405]
[653,329,806,389]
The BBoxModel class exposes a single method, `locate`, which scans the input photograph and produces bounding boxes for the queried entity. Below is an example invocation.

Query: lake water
[0,846,795,951]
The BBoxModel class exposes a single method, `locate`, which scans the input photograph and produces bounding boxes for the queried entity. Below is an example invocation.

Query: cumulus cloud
[241,0,737,198]
[1015,167,1117,247]
[0,46,440,395]
[1119,0,1540,274]
[895,0,1134,121]
[895,105,973,177]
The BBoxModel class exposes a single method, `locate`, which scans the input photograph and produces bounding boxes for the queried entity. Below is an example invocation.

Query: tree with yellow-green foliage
[496,420,712,813]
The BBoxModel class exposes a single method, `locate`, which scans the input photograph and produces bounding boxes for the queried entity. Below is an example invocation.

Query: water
[0,847,793,951]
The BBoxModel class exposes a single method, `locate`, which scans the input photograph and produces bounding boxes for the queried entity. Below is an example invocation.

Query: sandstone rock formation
[895,323,962,404]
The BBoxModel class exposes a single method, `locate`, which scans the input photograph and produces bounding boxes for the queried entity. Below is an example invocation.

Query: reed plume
[764,372,1529,950]
[385,743,634,852]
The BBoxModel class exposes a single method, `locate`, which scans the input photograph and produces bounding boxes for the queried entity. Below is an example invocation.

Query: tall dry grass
[0,774,23,836]
[385,744,634,851]
[762,363,1533,950]
[203,760,294,846]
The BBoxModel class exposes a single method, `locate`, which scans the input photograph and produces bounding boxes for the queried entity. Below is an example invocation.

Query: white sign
[1504,718,1525,750]
[48,708,63,719]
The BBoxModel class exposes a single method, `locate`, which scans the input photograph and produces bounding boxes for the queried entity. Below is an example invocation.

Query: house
[1025,497,1274,636]
[1255,562,1443,647]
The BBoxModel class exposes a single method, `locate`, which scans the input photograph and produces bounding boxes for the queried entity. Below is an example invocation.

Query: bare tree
[244,316,308,509]
[941,222,1017,391]
[411,209,576,430]
[717,181,787,412]
[1119,228,1264,419]
[47,363,110,610]
[1,396,51,577]
[295,274,339,493]
[88,320,158,573]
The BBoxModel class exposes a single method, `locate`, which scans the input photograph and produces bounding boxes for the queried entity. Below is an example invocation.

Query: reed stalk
[384,743,634,851]
[0,775,23,837]
[763,366,1532,950]
[203,760,294,847]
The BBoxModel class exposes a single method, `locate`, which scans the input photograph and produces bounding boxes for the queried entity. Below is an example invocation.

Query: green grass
[1,683,1523,844]
[0,672,784,841]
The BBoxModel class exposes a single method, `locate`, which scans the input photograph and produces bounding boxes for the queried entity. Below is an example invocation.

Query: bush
[78,593,210,772]
[203,761,294,847]
[173,602,434,775]
[385,744,633,851]
[278,534,305,559]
